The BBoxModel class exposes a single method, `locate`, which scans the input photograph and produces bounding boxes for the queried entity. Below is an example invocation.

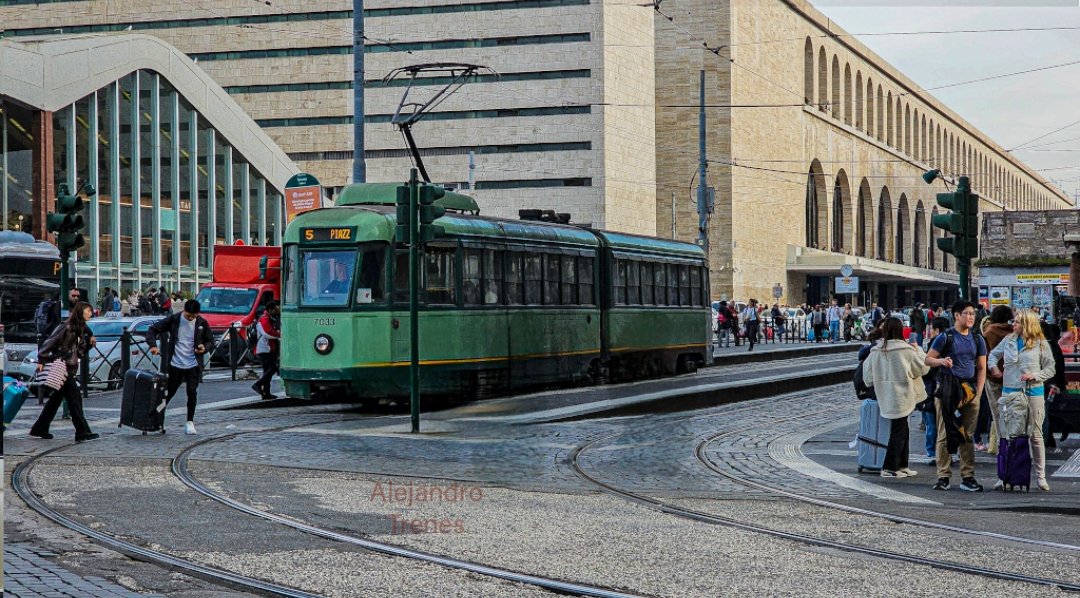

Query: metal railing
[713,316,871,347]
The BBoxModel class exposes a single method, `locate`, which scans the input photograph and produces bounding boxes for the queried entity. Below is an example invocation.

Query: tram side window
[667,264,679,305]
[357,244,387,303]
[543,253,560,305]
[691,265,703,306]
[653,262,667,306]
[640,262,654,305]
[578,257,595,305]
[393,250,409,303]
[284,245,299,306]
[506,252,524,305]
[614,259,627,305]
[423,247,457,305]
[561,255,577,305]
[626,259,640,305]
[482,249,502,305]
[463,248,482,305]
[524,253,542,305]
[679,265,691,306]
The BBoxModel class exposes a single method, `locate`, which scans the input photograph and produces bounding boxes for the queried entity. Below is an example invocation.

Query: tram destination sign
[300,227,357,244]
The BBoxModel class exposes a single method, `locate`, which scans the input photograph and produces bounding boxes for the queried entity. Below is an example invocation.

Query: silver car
[84,316,165,389]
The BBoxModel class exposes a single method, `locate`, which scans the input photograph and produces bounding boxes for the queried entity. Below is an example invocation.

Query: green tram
[280,183,710,401]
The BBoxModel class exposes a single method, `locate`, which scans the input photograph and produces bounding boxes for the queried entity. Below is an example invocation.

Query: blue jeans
[922,410,937,457]
[829,320,840,341]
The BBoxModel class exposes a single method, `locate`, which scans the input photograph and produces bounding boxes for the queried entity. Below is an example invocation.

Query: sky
[812,2,1080,202]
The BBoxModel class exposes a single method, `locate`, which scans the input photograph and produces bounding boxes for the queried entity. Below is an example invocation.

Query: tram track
[568,402,1080,592]
[170,423,643,598]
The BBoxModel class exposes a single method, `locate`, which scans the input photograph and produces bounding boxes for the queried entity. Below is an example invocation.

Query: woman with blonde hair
[988,309,1056,491]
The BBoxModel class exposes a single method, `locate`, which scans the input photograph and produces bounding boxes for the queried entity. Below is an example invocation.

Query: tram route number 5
[301,227,356,243]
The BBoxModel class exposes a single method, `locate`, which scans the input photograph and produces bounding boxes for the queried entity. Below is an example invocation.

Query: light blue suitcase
[856,398,891,472]
[4,375,31,430]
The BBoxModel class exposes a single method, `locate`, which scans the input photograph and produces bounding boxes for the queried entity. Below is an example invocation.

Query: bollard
[229,324,238,382]
[121,330,131,377]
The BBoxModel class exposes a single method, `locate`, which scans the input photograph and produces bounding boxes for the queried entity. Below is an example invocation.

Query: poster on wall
[1033,286,1053,311]
[978,287,990,311]
[990,286,1010,306]
[1012,286,1033,309]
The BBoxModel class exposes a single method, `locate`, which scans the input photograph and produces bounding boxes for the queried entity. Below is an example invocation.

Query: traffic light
[931,176,979,260]
[47,183,94,254]
[418,183,446,243]
[395,183,410,245]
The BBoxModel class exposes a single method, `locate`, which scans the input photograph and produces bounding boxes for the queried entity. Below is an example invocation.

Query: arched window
[913,108,920,160]
[843,64,852,124]
[806,168,819,248]
[804,38,814,104]
[876,85,884,140]
[818,47,828,110]
[886,91,894,145]
[929,207,938,270]
[855,71,863,129]
[877,187,892,261]
[914,201,926,268]
[832,170,851,253]
[866,78,874,137]
[857,178,872,257]
[904,105,911,154]
[896,194,910,265]
[831,55,841,118]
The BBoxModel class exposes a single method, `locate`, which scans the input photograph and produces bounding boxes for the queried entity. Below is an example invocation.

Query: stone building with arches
[656,0,1072,308]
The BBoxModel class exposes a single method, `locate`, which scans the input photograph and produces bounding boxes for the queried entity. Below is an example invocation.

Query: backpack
[854,360,875,400]
[245,321,259,356]
[34,298,58,336]
[113,296,121,312]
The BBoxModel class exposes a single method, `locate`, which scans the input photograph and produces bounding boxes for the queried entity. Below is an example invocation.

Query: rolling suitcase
[856,398,891,473]
[997,436,1032,491]
[120,369,167,434]
[4,376,30,430]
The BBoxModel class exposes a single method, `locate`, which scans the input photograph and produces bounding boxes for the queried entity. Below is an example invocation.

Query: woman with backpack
[29,302,99,442]
[862,317,930,478]
[987,309,1055,491]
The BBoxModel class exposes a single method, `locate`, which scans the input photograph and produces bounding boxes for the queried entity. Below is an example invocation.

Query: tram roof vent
[336,182,480,214]
[519,209,571,225]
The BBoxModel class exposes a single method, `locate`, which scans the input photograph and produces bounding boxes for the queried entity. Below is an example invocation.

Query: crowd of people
[97,286,186,317]
[860,300,1062,492]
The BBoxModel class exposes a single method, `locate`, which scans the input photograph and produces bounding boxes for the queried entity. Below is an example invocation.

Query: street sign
[840,264,853,277]
[284,173,322,224]
[835,276,859,294]
[772,283,783,299]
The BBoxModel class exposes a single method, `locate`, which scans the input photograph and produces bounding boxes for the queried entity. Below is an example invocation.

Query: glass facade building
[1,69,287,299]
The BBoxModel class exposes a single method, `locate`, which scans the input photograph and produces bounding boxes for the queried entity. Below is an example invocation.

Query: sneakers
[925,454,937,465]
[959,477,983,492]
[898,468,918,477]
[185,421,197,435]
[1038,479,1050,492]
[29,430,54,440]
[974,443,988,452]
[933,477,950,490]
[880,469,899,478]
[75,433,100,442]
[993,479,1004,491]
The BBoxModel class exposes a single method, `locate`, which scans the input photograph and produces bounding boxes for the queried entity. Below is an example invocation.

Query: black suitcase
[120,369,167,434]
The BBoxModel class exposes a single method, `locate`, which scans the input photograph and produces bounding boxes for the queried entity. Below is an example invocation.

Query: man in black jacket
[146,299,214,434]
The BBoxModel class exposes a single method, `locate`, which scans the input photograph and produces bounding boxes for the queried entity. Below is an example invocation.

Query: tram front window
[301,250,357,307]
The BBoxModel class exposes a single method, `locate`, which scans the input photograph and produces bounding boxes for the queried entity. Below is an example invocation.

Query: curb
[712,343,860,366]
[507,365,855,424]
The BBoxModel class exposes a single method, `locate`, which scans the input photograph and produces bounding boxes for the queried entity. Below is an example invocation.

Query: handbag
[35,359,69,391]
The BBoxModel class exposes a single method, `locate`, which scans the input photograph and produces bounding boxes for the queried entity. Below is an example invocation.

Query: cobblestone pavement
[4,543,164,598]
[6,359,1079,596]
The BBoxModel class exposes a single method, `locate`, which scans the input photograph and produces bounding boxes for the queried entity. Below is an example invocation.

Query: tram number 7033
[314,318,336,326]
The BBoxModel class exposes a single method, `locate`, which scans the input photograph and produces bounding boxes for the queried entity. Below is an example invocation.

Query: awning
[786,245,959,286]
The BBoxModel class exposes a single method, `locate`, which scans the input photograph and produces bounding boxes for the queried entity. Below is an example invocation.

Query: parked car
[3,320,39,378]
[84,315,165,389]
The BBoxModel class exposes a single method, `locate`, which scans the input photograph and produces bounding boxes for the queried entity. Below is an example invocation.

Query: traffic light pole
[408,168,421,433]
[956,176,972,301]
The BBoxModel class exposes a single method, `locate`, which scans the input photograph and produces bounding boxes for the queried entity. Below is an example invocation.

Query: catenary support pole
[352,0,366,183]
[697,70,708,254]
[409,168,420,433]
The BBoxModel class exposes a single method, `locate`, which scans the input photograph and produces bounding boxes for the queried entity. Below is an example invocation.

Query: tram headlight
[314,334,334,355]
